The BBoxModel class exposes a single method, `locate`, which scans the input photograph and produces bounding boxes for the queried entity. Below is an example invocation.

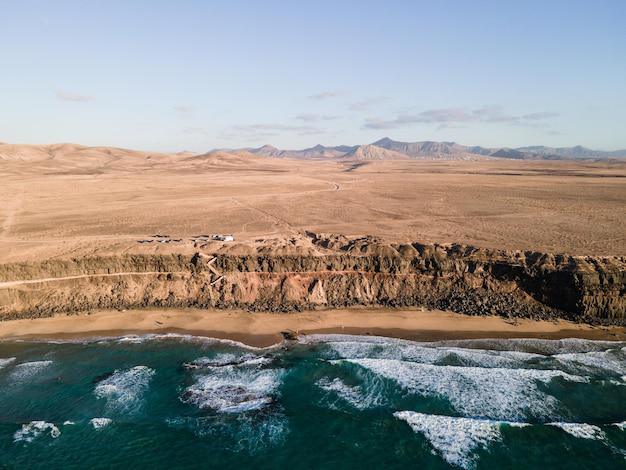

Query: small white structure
[211,234,235,242]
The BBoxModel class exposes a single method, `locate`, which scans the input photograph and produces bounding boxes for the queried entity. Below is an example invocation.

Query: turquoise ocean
[1,334,625,469]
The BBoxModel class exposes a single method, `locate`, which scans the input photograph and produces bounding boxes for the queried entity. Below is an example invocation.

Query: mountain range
[215,138,626,161]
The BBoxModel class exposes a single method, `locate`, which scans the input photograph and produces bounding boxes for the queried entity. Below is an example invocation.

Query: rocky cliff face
[0,235,624,324]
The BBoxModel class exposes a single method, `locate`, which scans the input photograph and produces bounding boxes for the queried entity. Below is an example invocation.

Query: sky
[1,0,625,152]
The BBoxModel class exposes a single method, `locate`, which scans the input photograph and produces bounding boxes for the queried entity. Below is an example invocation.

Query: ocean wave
[94,365,155,412]
[13,421,60,443]
[394,411,503,469]
[506,422,532,428]
[342,358,586,420]
[0,357,16,369]
[554,347,626,376]
[316,377,384,409]
[8,360,53,383]
[323,340,543,370]
[166,413,288,453]
[301,334,626,355]
[184,353,269,369]
[431,338,626,355]
[613,421,626,430]
[89,417,113,429]
[6,333,270,350]
[548,422,606,440]
[299,333,409,345]
[108,333,267,350]
[181,358,283,413]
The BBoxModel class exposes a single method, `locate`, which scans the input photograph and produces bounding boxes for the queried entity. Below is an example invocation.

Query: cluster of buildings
[137,234,235,244]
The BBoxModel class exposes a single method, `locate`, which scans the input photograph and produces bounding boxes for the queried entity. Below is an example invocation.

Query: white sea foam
[184,353,268,369]
[107,333,266,350]
[444,348,544,368]
[343,359,586,420]
[4,333,272,349]
[555,347,626,376]
[317,377,375,409]
[394,411,503,469]
[548,422,606,440]
[299,333,403,345]
[434,338,626,355]
[90,417,112,429]
[63,421,75,426]
[302,334,626,356]
[8,360,53,382]
[0,357,16,369]
[13,421,60,443]
[613,421,626,430]
[182,359,282,413]
[326,340,442,363]
[94,365,155,412]
[325,340,543,370]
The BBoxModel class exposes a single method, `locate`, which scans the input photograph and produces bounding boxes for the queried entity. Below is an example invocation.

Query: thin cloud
[234,123,324,132]
[295,113,339,122]
[436,123,469,131]
[363,108,471,129]
[181,127,209,135]
[220,123,326,141]
[56,90,94,102]
[349,96,390,111]
[472,105,518,123]
[363,106,559,129]
[307,90,346,100]
[174,105,195,116]
[522,111,560,120]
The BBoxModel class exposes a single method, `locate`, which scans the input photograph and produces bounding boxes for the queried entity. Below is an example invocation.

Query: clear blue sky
[1,0,625,152]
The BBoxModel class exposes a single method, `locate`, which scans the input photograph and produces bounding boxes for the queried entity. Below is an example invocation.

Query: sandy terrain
[0,307,623,347]
[1,142,625,263]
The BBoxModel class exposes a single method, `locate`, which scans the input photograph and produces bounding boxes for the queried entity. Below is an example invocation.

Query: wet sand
[0,308,623,347]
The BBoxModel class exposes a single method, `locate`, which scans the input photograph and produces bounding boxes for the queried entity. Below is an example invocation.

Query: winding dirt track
[0,271,186,289]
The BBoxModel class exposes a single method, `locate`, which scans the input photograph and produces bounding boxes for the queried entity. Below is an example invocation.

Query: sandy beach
[0,308,623,347]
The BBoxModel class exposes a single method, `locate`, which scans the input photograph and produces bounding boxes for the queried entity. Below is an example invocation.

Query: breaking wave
[89,417,113,429]
[94,365,155,412]
[394,411,503,469]
[183,353,269,369]
[316,376,385,409]
[429,338,626,355]
[547,422,606,440]
[13,421,60,443]
[181,356,282,413]
[0,357,16,369]
[555,347,626,376]
[8,360,53,383]
[341,358,586,420]
[323,339,544,369]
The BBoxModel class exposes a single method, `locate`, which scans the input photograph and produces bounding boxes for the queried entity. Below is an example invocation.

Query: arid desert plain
[0,142,625,340]
[1,142,624,262]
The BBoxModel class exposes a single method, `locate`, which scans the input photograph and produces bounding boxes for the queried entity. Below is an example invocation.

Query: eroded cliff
[0,234,624,324]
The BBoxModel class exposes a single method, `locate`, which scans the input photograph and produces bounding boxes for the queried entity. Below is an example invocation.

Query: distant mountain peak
[217,139,626,161]
[373,137,398,146]
[342,144,410,161]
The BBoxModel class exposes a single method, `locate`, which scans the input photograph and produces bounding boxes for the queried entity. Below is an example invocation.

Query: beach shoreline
[0,307,624,347]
